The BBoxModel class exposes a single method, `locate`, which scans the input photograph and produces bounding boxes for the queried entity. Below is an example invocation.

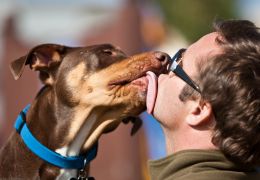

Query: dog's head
[10,43,170,150]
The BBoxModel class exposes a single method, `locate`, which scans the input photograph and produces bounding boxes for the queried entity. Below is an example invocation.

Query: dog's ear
[10,44,69,84]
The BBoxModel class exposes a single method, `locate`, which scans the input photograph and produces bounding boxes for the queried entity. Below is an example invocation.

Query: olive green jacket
[148,150,260,180]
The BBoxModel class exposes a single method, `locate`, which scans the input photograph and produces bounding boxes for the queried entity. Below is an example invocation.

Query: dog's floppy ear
[10,44,69,84]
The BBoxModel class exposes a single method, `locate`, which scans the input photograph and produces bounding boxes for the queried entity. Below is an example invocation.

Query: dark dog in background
[0,43,169,179]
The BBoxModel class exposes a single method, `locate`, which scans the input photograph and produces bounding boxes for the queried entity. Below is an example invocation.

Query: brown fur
[0,43,170,179]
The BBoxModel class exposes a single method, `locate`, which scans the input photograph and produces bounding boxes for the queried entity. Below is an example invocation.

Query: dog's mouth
[108,69,163,115]
[108,69,163,91]
[106,51,170,114]
[107,51,170,91]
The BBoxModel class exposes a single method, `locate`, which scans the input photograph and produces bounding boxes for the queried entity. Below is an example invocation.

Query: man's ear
[185,99,213,127]
[10,44,70,85]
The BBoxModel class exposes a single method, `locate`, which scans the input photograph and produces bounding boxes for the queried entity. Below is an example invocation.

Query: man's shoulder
[149,150,260,180]
[163,171,260,180]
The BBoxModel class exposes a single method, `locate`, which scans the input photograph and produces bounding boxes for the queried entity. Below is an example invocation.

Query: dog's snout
[155,52,170,66]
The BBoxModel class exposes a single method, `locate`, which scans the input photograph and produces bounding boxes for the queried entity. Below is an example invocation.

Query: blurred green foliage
[157,0,238,42]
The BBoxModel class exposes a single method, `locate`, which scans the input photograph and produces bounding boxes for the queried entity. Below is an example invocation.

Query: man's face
[153,32,221,130]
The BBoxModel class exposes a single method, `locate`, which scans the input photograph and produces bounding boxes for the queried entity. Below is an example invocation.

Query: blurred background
[0,0,259,179]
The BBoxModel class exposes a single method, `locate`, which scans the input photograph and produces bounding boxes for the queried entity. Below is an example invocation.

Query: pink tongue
[146,71,158,114]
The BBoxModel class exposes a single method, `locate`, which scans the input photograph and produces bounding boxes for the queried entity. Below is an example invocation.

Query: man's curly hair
[197,20,260,166]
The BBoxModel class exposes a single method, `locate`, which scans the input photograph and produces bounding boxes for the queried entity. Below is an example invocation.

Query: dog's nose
[154,52,171,66]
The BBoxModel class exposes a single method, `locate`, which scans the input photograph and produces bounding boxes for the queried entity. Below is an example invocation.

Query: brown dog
[0,44,169,179]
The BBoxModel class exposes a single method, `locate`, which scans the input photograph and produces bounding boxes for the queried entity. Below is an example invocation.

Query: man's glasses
[168,49,201,93]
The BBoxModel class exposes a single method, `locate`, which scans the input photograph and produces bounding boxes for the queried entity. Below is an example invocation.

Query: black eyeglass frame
[168,48,201,93]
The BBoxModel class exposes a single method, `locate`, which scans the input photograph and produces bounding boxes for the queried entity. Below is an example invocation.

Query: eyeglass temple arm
[170,61,201,93]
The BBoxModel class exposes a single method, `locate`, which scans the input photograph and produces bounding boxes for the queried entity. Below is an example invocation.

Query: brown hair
[182,20,260,166]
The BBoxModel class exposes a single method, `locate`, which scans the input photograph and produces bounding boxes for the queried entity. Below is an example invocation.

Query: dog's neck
[0,86,101,179]
[34,86,101,153]
[55,108,100,180]
[0,87,58,178]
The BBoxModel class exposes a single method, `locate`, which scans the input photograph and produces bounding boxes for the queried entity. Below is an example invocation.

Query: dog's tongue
[146,71,158,114]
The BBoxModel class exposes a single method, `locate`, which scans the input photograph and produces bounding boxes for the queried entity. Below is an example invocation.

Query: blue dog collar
[14,104,98,169]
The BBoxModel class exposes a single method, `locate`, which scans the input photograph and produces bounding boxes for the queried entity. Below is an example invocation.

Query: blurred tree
[156,0,238,42]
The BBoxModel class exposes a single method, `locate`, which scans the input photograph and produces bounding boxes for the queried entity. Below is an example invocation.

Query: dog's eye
[103,49,113,56]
